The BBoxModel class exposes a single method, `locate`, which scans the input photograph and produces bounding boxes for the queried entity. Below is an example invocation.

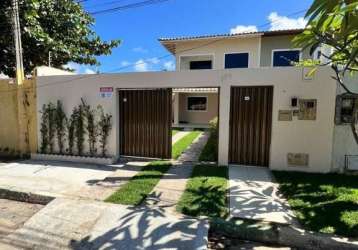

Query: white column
[218,85,230,166]
[173,92,180,125]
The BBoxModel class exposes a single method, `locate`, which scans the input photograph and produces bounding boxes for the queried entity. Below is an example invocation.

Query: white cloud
[133,47,148,53]
[121,61,130,67]
[65,62,80,72]
[268,12,307,31]
[64,62,96,74]
[147,57,160,64]
[163,61,175,71]
[230,25,258,34]
[134,59,149,72]
[84,68,96,74]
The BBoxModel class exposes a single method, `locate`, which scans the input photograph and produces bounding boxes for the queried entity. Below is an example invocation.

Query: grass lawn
[172,129,179,136]
[172,131,201,159]
[105,161,171,205]
[273,171,358,237]
[199,132,218,162]
[177,165,228,218]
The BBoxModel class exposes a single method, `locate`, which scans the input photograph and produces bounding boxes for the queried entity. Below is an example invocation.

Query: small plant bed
[39,99,113,161]
[273,171,358,238]
[172,131,201,159]
[199,117,218,162]
[198,133,218,162]
[177,165,228,218]
[105,161,171,205]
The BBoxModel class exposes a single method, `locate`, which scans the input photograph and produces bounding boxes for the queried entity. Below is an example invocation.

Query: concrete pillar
[218,85,230,166]
[173,92,179,125]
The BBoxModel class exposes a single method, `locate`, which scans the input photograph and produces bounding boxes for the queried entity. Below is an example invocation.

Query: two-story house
[35,27,352,173]
[159,29,320,128]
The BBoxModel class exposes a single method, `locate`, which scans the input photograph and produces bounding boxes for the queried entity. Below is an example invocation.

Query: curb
[210,218,358,250]
[31,153,116,165]
[0,188,54,205]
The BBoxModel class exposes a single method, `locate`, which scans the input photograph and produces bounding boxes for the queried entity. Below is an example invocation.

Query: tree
[293,0,358,141]
[293,0,358,92]
[0,0,120,77]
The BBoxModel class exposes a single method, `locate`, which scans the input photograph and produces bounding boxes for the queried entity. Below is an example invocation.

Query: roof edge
[159,28,304,42]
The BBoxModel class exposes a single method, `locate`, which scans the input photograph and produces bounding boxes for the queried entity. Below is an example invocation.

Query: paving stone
[145,164,194,215]
[0,199,43,239]
[178,131,209,163]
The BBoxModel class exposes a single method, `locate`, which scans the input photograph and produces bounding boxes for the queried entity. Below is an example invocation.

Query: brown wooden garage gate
[229,86,273,166]
[119,89,172,159]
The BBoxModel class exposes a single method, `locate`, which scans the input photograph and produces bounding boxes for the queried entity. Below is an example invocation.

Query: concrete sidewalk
[229,166,296,225]
[0,198,208,250]
[0,160,142,200]
[0,199,44,239]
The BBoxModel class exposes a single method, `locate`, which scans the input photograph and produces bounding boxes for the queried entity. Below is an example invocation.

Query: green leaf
[0,0,121,77]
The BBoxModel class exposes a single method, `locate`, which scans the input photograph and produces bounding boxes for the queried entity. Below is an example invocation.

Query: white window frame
[186,96,208,112]
[271,48,302,67]
[223,51,250,69]
[178,53,215,71]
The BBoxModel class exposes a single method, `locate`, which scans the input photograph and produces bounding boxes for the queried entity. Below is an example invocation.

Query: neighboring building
[159,29,322,128]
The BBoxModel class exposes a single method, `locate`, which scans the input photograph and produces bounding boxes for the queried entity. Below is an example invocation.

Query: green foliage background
[0,0,120,77]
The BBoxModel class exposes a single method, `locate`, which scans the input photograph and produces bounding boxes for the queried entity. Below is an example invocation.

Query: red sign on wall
[100,87,113,98]
[100,87,113,92]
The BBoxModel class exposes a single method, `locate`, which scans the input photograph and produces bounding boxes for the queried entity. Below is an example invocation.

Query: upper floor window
[225,53,249,69]
[189,60,212,70]
[272,49,301,67]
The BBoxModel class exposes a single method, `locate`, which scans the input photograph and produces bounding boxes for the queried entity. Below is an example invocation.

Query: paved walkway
[229,166,296,225]
[145,164,194,215]
[172,131,190,145]
[145,131,210,214]
[178,131,209,162]
[0,198,208,250]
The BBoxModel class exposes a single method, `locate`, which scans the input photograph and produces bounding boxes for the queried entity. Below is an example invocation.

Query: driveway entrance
[119,89,172,159]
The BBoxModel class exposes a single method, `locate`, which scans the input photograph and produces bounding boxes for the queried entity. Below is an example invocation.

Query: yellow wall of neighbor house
[0,80,19,151]
[0,79,37,154]
[178,92,218,124]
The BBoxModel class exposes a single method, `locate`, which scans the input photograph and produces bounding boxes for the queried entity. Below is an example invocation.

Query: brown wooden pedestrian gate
[119,89,172,159]
[229,86,273,166]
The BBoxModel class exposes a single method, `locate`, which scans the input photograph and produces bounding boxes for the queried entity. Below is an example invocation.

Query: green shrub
[55,100,67,154]
[98,106,112,157]
[199,117,218,162]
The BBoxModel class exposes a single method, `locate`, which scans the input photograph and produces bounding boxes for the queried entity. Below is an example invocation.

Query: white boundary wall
[37,67,337,172]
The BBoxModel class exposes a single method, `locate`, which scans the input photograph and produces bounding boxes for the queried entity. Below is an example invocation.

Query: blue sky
[71,0,313,74]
